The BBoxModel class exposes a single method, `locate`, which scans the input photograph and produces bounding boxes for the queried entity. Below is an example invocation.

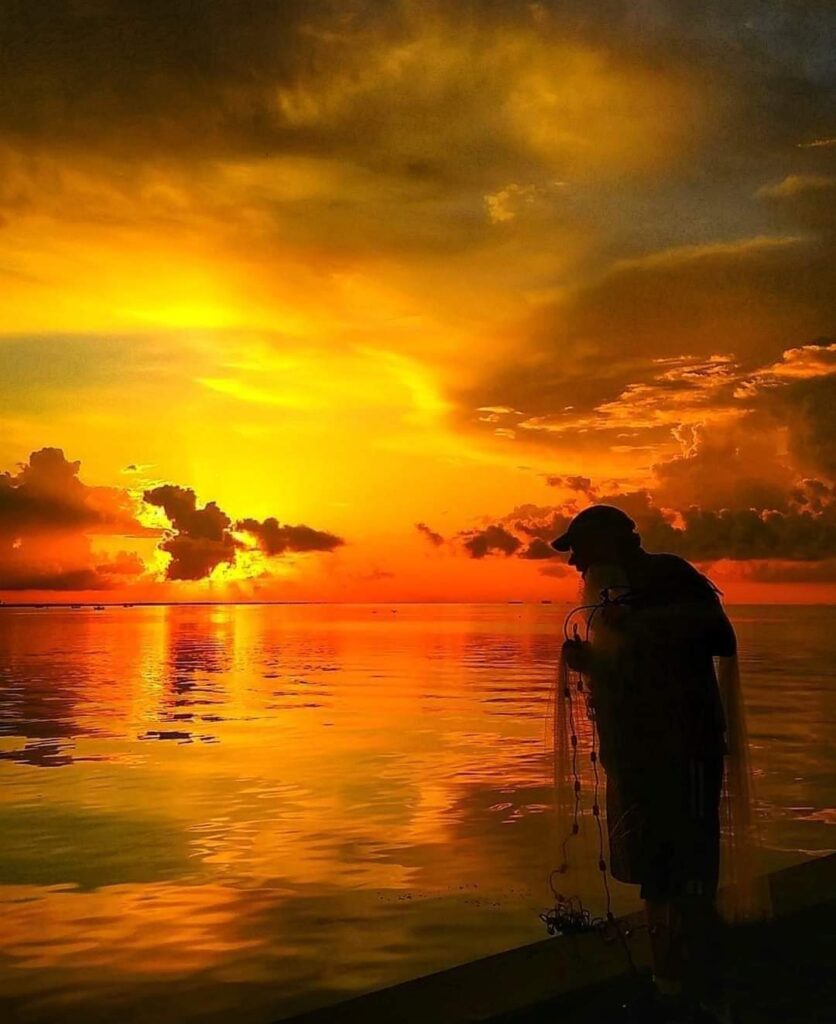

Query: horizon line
[1,599,833,608]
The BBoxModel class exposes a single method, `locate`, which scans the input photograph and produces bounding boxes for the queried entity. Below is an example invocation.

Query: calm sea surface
[0,603,833,1022]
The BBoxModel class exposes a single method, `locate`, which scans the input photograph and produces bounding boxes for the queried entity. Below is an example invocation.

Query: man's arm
[625,598,737,656]
[610,556,736,656]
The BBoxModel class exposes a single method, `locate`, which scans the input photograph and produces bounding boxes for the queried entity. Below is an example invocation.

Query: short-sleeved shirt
[588,551,734,898]
[589,551,731,781]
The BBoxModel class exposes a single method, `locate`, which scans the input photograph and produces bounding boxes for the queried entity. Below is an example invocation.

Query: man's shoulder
[641,552,719,597]
[645,552,699,575]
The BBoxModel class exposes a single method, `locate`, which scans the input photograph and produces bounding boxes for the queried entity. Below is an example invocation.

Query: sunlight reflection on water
[0,603,833,1022]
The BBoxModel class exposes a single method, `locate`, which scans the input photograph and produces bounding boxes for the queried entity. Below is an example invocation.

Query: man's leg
[679,753,727,1006]
[679,893,728,1004]
[645,898,685,998]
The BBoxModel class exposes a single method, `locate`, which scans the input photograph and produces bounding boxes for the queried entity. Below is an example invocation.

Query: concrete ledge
[277,853,836,1024]
[764,850,836,917]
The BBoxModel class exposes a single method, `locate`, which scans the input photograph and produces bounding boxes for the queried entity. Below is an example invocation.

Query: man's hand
[561,639,592,673]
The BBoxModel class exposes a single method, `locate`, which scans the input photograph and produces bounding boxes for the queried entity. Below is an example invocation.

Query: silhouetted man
[552,505,738,1023]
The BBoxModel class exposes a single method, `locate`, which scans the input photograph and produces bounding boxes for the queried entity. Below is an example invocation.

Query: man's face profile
[566,535,600,576]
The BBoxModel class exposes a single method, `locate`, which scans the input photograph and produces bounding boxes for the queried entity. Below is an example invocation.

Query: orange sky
[1,2,834,604]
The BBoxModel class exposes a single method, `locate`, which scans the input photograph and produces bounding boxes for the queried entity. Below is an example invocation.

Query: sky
[1,0,834,603]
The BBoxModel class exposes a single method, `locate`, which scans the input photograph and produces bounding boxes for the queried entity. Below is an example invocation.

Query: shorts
[605,753,724,902]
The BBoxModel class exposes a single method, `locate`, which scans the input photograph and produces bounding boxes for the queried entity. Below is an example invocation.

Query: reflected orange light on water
[0,604,833,1022]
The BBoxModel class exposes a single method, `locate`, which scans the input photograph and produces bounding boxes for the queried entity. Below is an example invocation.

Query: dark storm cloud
[738,558,836,583]
[461,236,836,436]
[545,475,594,494]
[236,516,344,556]
[563,483,836,563]
[415,522,444,546]
[0,448,349,590]
[652,420,796,512]
[525,498,834,564]
[0,0,313,157]
[459,524,521,559]
[2,0,834,336]
[143,485,229,541]
[502,504,572,542]
[3,1,832,181]
[0,552,145,592]
[463,464,836,568]
[438,507,561,558]
[573,489,681,554]
[762,373,836,480]
[457,35,835,449]
[0,448,151,590]
[671,504,836,562]
[0,447,149,537]
[0,0,544,189]
[143,485,237,581]
[727,340,836,482]
[517,538,557,560]
[791,478,836,514]
[456,511,575,561]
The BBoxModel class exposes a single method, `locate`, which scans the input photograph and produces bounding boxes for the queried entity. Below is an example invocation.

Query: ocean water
[0,603,833,1022]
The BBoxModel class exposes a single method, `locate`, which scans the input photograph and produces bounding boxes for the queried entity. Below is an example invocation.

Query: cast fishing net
[546,568,770,928]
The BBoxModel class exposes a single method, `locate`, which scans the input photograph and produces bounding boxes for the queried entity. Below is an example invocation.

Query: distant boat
[93,605,105,611]
[508,600,524,604]
[541,599,552,604]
